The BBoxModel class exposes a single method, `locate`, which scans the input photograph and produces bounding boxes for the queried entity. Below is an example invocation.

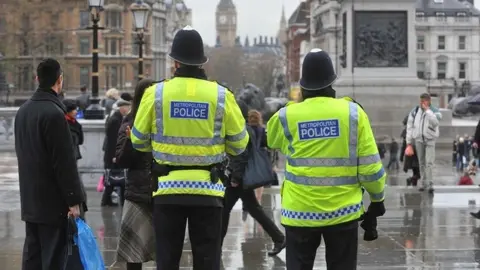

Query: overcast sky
[183,0,301,46]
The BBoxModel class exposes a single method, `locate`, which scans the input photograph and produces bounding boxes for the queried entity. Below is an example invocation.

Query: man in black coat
[102,99,130,206]
[15,58,85,270]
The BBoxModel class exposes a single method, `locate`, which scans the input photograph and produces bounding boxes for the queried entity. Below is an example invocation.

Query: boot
[406,177,412,186]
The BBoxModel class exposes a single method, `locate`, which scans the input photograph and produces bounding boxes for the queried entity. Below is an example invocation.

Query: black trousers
[154,204,222,270]
[285,226,358,270]
[101,184,125,206]
[222,186,284,243]
[22,221,69,270]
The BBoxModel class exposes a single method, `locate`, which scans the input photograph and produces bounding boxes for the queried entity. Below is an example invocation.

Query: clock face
[219,15,227,24]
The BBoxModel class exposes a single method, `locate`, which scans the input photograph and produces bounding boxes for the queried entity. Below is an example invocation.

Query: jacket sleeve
[259,127,268,148]
[406,110,414,145]
[131,85,155,152]
[44,111,85,207]
[115,121,134,168]
[266,109,284,152]
[426,108,441,128]
[475,120,480,144]
[78,124,84,145]
[357,106,386,202]
[224,91,249,156]
[228,127,252,180]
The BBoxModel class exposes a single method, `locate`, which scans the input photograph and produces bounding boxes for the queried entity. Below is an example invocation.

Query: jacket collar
[31,88,66,113]
[173,67,208,80]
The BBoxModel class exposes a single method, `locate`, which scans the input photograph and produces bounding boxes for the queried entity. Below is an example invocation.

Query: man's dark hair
[80,85,87,92]
[420,93,431,100]
[36,58,62,89]
[131,79,154,120]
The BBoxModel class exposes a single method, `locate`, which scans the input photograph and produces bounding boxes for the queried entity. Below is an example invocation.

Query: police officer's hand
[473,142,478,149]
[368,201,386,217]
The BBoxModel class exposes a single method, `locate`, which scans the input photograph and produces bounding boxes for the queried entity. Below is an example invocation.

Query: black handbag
[104,169,127,187]
[242,128,276,190]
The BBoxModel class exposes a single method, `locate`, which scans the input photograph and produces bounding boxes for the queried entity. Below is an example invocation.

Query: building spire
[277,3,287,44]
[281,3,286,26]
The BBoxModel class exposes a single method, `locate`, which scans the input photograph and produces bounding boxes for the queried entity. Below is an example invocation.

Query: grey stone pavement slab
[2,152,480,268]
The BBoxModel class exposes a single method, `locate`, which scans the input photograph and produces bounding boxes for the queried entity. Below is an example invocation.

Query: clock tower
[216,0,237,47]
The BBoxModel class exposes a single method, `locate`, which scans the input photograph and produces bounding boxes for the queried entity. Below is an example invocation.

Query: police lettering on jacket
[297,120,340,140]
[170,101,209,120]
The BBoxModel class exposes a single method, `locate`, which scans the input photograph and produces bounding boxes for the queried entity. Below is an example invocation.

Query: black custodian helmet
[300,48,337,91]
[169,26,208,66]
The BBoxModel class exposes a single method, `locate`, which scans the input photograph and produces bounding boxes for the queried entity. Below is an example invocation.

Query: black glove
[368,200,386,217]
[360,212,378,241]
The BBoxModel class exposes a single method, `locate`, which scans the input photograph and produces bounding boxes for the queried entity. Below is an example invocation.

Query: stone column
[335,0,426,126]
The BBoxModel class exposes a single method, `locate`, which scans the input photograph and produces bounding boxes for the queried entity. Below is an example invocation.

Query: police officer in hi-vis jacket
[131,26,249,270]
[267,48,386,270]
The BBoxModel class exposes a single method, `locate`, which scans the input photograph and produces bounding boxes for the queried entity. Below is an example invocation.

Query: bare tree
[205,46,280,96]
[3,0,67,91]
[204,46,245,91]
[243,53,278,97]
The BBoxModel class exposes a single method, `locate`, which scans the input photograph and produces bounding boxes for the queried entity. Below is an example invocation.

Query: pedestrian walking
[114,79,156,270]
[75,85,90,112]
[221,101,285,257]
[387,138,400,170]
[405,93,442,194]
[15,58,85,270]
[102,99,131,207]
[267,49,386,270]
[131,25,249,270]
[63,99,88,219]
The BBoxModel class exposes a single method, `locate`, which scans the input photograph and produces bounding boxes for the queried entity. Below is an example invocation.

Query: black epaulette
[154,79,166,84]
[215,81,233,93]
[342,96,365,110]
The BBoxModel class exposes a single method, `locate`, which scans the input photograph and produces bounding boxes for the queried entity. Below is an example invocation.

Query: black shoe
[267,241,286,257]
[101,201,118,207]
[406,177,412,186]
[471,212,480,219]
[418,187,425,192]
[428,187,434,195]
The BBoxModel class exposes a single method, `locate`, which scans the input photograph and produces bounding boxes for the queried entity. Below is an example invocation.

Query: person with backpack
[405,93,442,194]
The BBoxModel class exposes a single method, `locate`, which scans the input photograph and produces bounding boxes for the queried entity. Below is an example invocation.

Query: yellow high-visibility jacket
[267,96,386,227]
[131,78,249,198]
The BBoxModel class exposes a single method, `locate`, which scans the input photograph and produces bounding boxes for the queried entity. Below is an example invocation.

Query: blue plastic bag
[74,218,105,270]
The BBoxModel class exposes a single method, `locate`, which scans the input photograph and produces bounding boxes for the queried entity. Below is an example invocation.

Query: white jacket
[406,106,442,145]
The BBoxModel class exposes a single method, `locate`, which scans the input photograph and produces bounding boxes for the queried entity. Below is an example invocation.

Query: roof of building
[217,0,236,9]
[415,0,480,16]
[288,1,308,26]
[242,44,283,56]
[216,35,283,56]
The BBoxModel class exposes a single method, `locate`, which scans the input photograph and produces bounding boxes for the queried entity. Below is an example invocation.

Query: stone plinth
[336,0,425,124]
[77,119,105,187]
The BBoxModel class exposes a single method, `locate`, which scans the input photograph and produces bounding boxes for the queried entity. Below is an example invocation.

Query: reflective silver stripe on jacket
[153,150,225,165]
[280,102,380,168]
[153,82,227,145]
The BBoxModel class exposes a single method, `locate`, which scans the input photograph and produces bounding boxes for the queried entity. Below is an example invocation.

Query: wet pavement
[2,152,480,268]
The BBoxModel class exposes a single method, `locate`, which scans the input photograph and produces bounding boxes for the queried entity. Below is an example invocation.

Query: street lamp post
[130,1,151,81]
[84,0,105,120]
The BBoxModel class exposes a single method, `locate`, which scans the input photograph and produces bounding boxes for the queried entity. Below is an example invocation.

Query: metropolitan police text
[170,101,210,120]
[298,120,340,140]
